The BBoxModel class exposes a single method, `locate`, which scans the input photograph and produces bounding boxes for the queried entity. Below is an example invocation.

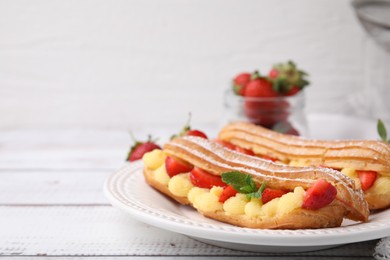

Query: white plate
[104,114,390,253]
[104,162,390,253]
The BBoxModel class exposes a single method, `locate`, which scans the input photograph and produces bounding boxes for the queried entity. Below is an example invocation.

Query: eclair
[218,121,390,210]
[142,135,369,229]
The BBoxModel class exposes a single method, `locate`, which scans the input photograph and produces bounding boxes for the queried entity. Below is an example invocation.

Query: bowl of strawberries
[224,61,309,136]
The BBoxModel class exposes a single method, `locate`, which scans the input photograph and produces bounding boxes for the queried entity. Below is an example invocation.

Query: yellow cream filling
[288,160,390,195]
[341,167,390,194]
[367,176,390,195]
[143,150,307,219]
[169,173,194,197]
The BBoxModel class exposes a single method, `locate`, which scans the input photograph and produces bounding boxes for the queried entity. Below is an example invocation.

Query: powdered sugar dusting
[185,136,352,181]
[224,122,390,162]
[174,136,363,205]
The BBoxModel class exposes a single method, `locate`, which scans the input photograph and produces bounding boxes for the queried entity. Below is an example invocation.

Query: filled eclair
[142,135,369,229]
[218,121,390,210]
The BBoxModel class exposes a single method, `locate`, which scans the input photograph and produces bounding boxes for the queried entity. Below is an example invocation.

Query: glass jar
[222,90,308,136]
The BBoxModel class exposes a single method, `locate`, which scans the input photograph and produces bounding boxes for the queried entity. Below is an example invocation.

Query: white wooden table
[0,118,385,259]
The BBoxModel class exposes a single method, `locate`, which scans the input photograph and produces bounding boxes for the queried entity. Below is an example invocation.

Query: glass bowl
[222,90,308,136]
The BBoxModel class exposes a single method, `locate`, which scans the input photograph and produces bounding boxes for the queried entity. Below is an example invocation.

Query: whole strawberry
[242,71,283,127]
[244,76,278,98]
[268,60,309,96]
[232,72,251,95]
[171,114,208,140]
[126,134,161,162]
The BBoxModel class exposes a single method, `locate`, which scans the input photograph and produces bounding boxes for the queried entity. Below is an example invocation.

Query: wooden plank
[0,126,218,170]
[0,206,256,257]
[0,148,125,170]
[0,115,377,170]
[0,130,132,170]
[0,170,111,205]
[0,206,377,257]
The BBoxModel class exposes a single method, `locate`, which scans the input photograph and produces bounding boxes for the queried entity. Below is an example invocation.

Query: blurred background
[0,0,388,130]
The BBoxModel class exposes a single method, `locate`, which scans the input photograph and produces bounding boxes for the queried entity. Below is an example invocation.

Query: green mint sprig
[377,119,390,143]
[221,171,266,200]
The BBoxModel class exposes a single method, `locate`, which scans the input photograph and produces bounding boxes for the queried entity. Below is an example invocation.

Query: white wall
[0,0,369,129]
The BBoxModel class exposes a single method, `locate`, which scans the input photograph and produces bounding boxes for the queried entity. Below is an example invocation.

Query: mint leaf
[377,119,388,142]
[222,171,267,200]
[246,182,266,200]
[222,171,254,193]
[245,174,257,191]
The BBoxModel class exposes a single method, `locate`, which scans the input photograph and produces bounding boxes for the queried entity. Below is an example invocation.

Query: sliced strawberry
[189,167,226,189]
[215,140,255,156]
[235,146,255,156]
[219,185,238,203]
[357,170,377,191]
[165,156,194,177]
[302,179,337,210]
[262,155,278,162]
[186,129,208,139]
[214,139,237,150]
[127,135,161,162]
[261,188,288,204]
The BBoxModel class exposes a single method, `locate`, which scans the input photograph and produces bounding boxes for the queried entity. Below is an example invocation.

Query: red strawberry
[268,68,279,79]
[235,146,255,156]
[214,139,237,150]
[244,100,289,128]
[234,73,251,86]
[232,73,251,95]
[215,140,254,155]
[244,78,278,98]
[242,74,283,127]
[286,127,299,136]
[186,129,208,139]
[165,156,194,177]
[272,121,300,136]
[262,155,278,162]
[189,167,226,189]
[261,188,287,204]
[172,114,208,140]
[267,60,309,95]
[127,135,161,162]
[219,185,238,203]
[302,179,337,210]
[357,170,377,191]
[285,86,300,96]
